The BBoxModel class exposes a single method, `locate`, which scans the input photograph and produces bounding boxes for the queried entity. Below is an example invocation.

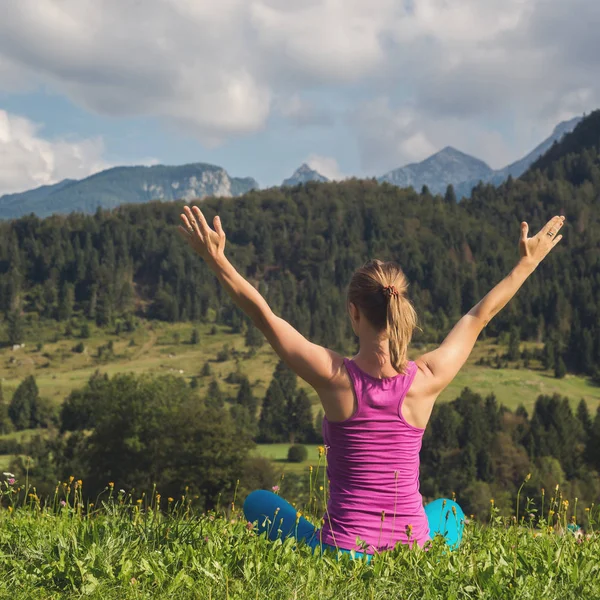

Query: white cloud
[0,110,159,195]
[276,94,333,127]
[0,0,599,172]
[0,110,109,195]
[305,154,345,181]
[352,98,517,173]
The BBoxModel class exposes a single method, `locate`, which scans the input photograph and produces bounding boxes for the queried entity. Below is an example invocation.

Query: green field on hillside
[2,319,598,416]
[252,444,324,476]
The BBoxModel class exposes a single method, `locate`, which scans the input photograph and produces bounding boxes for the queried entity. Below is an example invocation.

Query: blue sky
[0,0,599,195]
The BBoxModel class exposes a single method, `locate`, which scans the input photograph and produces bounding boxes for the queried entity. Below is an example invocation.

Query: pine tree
[258,379,287,443]
[554,355,567,379]
[6,310,24,346]
[460,443,477,485]
[235,376,258,420]
[57,282,75,321]
[8,375,40,430]
[190,329,200,345]
[444,184,457,205]
[0,381,14,435]
[272,360,297,403]
[476,447,493,482]
[581,329,595,374]
[586,407,600,471]
[577,399,592,437]
[201,362,212,378]
[287,389,315,443]
[205,379,224,410]
[484,394,501,432]
[542,342,555,370]
[244,324,264,348]
[507,327,521,361]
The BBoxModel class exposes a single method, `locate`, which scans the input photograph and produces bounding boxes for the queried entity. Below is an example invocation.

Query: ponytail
[386,290,417,374]
[348,260,418,374]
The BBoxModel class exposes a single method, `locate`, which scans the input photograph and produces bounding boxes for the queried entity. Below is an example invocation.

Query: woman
[178,205,565,558]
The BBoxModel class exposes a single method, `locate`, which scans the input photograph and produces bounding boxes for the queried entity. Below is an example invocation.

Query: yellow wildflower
[69,476,74,483]
[296,511,302,519]
[77,480,83,486]
[319,486,324,491]
[168,497,174,503]
[318,446,325,457]
[108,482,115,488]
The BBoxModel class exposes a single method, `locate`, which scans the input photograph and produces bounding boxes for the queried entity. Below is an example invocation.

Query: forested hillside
[1,110,600,521]
[2,111,600,378]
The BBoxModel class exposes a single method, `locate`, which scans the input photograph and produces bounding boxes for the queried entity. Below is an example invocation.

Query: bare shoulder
[315,355,356,422]
[403,358,438,429]
[407,357,437,398]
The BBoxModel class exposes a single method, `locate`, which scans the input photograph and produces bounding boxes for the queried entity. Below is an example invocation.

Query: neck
[354,335,397,377]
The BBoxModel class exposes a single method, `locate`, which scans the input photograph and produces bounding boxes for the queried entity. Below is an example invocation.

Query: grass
[0,475,598,599]
[253,444,323,475]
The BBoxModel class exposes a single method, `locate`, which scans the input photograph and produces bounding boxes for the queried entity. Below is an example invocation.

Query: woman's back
[320,358,430,552]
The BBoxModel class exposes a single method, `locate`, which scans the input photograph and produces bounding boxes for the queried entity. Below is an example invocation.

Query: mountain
[495,116,583,181]
[378,147,493,196]
[0,163,259,220]
[380,116,583,199]
[282,164,329,187]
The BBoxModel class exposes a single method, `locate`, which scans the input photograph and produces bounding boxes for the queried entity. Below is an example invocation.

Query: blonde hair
[348,259,418,374]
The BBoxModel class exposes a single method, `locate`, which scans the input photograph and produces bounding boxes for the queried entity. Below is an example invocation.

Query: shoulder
[404,358,438,428]
[407,357,438,399]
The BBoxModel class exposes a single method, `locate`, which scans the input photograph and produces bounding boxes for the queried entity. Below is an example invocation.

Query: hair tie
[382,285,399,299]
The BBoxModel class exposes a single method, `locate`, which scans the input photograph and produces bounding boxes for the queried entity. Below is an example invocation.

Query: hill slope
[0,163,259,220]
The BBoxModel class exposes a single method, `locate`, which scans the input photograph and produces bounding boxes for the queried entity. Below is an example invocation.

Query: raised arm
[178,205,344,392]
[414,215,565,401]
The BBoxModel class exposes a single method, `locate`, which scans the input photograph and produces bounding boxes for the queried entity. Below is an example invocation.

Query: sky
[0,0,599,195]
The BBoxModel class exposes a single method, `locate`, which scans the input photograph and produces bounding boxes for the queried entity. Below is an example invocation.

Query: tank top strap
[394,360,419,419]
[343,357,365,404]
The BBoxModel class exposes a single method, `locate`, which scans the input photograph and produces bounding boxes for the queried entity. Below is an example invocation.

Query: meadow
[0,471,598,599]
[2,318,599,411]
[2,318,600,478]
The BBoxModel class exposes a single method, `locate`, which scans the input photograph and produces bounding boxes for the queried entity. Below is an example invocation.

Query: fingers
[213,215,225,238]
[552,234,563,246]
[183,206,203,239]
[192,206,211,236]
[547,216,566,241]
[180,213,195,234]
[541,215,562,236]
[520,222,529,241]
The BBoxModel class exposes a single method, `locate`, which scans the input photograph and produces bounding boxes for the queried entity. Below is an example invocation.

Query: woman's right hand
[519,215,565,267]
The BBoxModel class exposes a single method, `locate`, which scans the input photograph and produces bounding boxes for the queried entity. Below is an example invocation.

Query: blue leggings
[243,491,464,560]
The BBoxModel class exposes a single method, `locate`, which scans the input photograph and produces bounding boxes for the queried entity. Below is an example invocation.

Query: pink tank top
[320,358,429,552]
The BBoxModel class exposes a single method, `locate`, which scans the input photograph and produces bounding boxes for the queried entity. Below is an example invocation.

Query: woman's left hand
[178,205,226,264]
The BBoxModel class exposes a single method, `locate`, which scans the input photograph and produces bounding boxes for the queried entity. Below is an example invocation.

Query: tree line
[2,111,600,379]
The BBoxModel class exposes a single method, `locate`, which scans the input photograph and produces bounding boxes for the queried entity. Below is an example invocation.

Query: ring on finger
[547,231,555,237]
